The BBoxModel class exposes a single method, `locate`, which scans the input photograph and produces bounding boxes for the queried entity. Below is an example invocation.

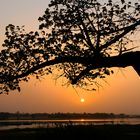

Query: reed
[0,124,140,140]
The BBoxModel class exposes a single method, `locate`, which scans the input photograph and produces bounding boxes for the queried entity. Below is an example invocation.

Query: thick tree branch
[1,51,140,84]
[0,56,87,84]
[71,51,140,84]
[100,20,140,51]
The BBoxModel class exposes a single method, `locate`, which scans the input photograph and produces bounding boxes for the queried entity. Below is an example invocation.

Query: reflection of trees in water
[1,118,140,131]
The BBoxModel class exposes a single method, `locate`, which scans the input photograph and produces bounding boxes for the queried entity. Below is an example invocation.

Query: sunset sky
[0,0,140,114]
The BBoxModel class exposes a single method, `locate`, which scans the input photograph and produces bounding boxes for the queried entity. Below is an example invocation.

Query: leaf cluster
[0,0,140,93]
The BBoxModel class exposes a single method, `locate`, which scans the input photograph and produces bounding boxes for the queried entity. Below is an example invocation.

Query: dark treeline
[0,112,140,120]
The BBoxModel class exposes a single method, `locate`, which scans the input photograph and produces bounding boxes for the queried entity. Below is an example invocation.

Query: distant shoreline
[0,112,140,120]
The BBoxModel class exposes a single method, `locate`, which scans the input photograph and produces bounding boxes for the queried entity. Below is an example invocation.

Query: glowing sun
[80,98,85,103]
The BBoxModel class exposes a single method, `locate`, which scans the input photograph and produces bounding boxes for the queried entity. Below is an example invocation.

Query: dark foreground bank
[0,124,140,140]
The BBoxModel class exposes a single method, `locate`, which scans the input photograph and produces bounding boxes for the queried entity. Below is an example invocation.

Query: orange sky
[0,0,140,114]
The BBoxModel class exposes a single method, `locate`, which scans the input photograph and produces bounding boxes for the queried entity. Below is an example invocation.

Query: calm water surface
[0,118,140,130]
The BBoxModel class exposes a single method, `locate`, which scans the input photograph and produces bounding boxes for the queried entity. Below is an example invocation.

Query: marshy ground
[0,124,140,140]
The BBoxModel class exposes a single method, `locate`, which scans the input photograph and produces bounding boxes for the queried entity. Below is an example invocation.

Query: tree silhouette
[1,0,140,94]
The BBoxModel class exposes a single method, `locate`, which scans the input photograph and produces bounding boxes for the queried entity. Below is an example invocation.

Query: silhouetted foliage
[1,0,140,94]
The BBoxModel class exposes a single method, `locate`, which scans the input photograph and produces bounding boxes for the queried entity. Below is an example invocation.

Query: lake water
[0,118,140,130]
